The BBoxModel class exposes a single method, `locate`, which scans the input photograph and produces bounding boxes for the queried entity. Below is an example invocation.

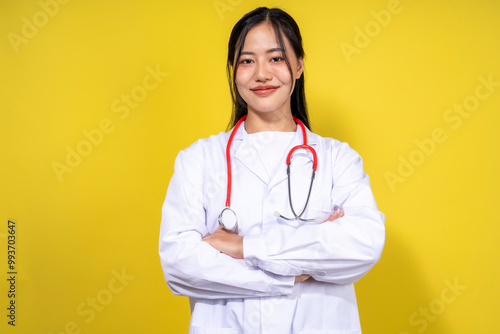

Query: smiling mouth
[251,86,279,96]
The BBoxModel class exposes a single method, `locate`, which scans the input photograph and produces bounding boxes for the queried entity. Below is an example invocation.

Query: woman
[159,7,385,333]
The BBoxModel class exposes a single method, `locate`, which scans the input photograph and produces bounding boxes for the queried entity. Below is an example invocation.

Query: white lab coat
[159,121,385,334]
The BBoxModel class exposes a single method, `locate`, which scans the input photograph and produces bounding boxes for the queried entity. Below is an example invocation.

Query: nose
[255,61,272,82]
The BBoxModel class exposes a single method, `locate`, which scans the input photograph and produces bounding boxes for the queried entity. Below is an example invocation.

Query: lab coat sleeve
[159,148,295,299]
[243,141,385,284]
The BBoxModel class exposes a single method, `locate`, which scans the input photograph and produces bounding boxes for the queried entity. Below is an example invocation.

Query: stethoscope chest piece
[218,207,238,230]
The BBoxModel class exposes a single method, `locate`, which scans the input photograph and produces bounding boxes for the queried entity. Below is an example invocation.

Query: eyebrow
[239,48,284,56]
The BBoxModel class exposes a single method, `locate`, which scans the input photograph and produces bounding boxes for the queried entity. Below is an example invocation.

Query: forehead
[240,21,291,53]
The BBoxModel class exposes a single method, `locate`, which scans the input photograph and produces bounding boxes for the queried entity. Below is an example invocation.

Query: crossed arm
[160,141,385,299]
[203,209,345,282]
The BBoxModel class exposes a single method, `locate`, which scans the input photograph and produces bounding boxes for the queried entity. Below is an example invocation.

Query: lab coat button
[268,197,276,205]
[251,258,259,266]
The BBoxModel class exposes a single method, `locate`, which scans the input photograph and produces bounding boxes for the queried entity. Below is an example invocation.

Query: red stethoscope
[218,115,318,230]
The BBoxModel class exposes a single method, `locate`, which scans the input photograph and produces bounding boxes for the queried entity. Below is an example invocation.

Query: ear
[296,57,304,79]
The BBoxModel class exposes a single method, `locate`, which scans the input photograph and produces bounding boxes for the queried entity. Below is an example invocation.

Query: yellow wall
[1,0,499,333]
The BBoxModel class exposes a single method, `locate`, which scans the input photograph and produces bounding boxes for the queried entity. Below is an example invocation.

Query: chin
[249,107,277,114]
[247,101,286,113]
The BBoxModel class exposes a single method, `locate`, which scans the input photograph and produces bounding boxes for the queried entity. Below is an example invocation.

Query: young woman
[159,7,385,333]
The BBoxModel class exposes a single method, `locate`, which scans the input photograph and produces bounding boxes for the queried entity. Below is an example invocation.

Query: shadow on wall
[308,102,450,333]
[355,228,450,334]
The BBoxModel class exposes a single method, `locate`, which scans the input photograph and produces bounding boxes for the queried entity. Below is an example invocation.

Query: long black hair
[226,7,310,130]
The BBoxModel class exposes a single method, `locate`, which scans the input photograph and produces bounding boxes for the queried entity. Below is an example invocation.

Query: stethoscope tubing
[225,115,248,208]
[221,115,318,229]
[287,164,316,220]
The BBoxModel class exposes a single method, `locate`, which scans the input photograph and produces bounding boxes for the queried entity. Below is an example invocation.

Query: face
[235,22,303,118]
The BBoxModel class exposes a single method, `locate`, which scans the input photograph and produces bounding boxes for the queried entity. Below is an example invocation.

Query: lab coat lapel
[233,123,271,185]
[268,126,318,189]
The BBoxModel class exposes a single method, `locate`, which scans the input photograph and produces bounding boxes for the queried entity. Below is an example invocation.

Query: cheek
[274,67,293,84]
[235,67,252,87]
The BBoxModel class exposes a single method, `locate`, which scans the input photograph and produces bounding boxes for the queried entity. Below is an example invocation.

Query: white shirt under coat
[159,120,386,334]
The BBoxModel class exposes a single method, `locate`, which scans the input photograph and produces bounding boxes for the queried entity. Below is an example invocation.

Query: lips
[251,85,279,96]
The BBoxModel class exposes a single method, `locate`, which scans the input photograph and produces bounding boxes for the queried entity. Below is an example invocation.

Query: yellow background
[1,0,499,333]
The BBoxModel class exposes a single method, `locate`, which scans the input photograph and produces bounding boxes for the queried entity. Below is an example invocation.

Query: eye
[271,57,283,62]
[239,59,253,64]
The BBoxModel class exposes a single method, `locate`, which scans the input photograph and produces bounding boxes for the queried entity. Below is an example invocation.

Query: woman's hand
[294,274,311,282]
[203,228,244,259]
[325,208,344,222]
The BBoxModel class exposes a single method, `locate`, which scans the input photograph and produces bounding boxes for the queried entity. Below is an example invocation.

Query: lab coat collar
[229,120,317,187]
[228,120,317,145]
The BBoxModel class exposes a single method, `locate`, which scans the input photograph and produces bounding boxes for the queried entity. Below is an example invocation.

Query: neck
[244,111,297,134]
